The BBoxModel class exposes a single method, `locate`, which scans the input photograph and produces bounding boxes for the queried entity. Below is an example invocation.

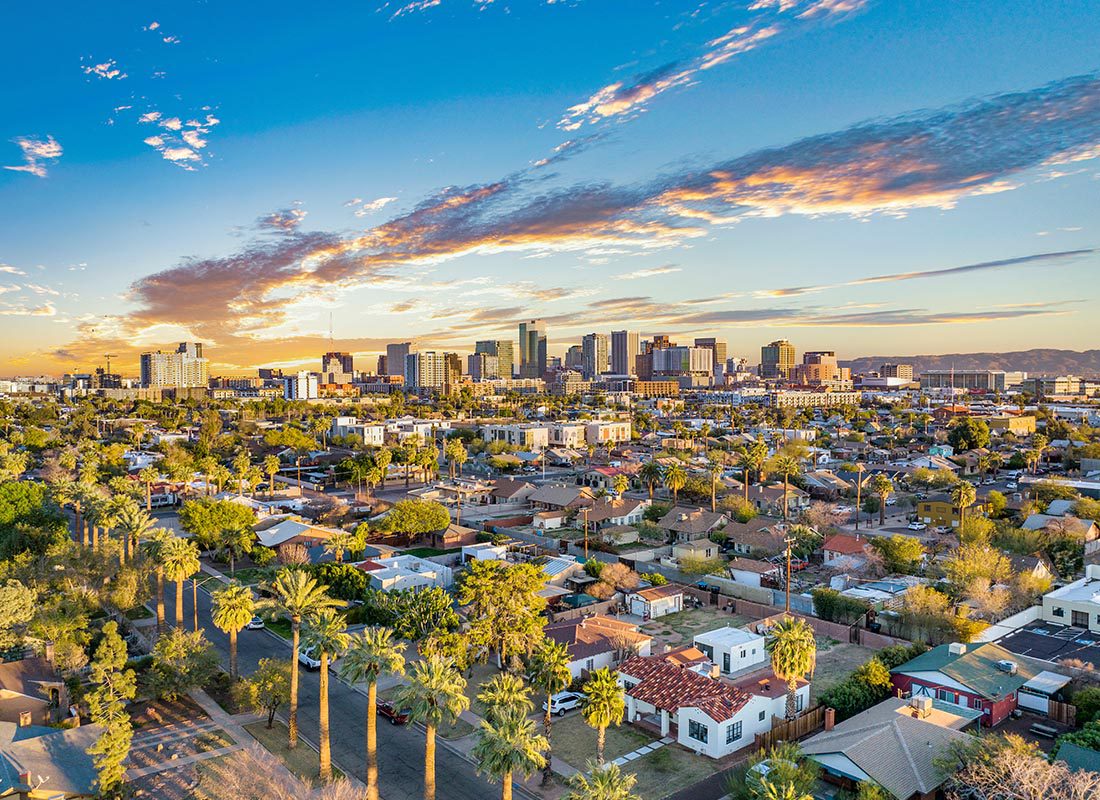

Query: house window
[796,694,804,712]
[740,650,747,659]
[688,720,709,743]
[723,654,731,673]
[585,658,594,671]
[758,710,766,721]
[726,721,742,744]
[1052,607,1065,617]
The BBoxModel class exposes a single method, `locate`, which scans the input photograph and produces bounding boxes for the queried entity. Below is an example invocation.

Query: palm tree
[162,537,200,629]
[663,464,687,507]
[471,710,548,800]
[528,638,572,785]
[611,474,629,499]
[771,455,800,522]
[395,656,470,800]
[951,481,977,529]
[868,474,894,526]
[739,440,768,502]
[581,668,625,765]
[564,761,641,800]
[258,570,342,749]
[137,466,158,511]
[638,461,662,500]
[302,609,351,781]
[766,617,816,720]
[853,462,867,531]
[211,581,255,679]
[324,532,355,564]
[115,502,155,564]
[339,627,407,799]
[141,528,174,634]
[263,455,281,497]
[707,463,723,513]
[478,673,533,724]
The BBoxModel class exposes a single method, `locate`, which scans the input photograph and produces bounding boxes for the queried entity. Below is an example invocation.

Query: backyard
[640,607,753,650]
[808,640,876,703]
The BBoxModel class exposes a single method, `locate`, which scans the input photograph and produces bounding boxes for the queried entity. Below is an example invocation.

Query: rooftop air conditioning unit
[910,696,933,716]
[995,660,1018,675]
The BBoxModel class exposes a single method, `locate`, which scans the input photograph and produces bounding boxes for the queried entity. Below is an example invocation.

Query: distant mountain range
[841,349,1100,377]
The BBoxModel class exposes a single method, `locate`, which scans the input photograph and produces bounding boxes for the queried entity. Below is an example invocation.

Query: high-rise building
[694,338,728,374]
[283,371,319,400]
[467,352,500,381]
[760,339,796,380]
[792,351,851,387]
[518,320,547,378]
[140,342,210,388]
[610,330,640,375]
[321,351,354,384]
[564,345,584,371]
[405,351,462,394]
[580,333,610,380]
[475,340,515,378]
[386,343,413,378]
[376,355,387,376]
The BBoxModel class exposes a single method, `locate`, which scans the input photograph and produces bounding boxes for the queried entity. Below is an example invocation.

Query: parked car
[907,521,927,531]
[885,497,897,506]
[1006,482,1018,491]
[245,616,265,630]
[299,647,323,671]
[377,701,410,725]
[933,525,949,534]
[543,691,584,717]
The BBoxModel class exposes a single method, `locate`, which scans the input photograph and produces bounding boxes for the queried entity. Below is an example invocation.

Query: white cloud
[354,197,398,216]
[82,59,127,80]
[616,265,682,280]
[4,135,62,178]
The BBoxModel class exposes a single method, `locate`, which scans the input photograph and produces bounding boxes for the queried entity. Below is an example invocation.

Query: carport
[1018,670,1071,714]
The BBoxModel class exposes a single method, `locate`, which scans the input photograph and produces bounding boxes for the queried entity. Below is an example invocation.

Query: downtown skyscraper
[518,320,547,379]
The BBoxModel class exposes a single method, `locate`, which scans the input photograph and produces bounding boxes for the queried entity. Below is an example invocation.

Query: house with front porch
[617,653,807,759]
[657,507,729,543]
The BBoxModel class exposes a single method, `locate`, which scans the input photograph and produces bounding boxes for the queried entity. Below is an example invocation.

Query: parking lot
[998,623,1100,668]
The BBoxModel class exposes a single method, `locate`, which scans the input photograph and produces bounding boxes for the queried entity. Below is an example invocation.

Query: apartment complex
[581,332,610,379]
[405,351,462,394]
[139,342,210,388]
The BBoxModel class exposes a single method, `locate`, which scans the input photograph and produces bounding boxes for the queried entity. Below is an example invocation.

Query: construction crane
[104,354,117,374]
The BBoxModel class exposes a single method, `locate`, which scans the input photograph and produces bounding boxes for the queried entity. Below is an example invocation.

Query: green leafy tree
[148,628,220,701]
[395,656,471,800]
[457,560,547,669]
[302,609,352,780]
[234,658,291,728]
[581,668,625,764]
[257,569,342,749]
[339,627,407,798]
[211,581,255,679]
[383,499,451,536]
[868,475,894,526]
[86,621,137,799]
[472,710,548,800]
[0,579,36,650]
[766,617,816,720]
[179,497,256,552]
[868,535,925,574]
[947,417,990,451]
[528,637,573,785]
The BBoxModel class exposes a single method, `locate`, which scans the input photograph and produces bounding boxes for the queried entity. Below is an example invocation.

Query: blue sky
[1,0,1098,374]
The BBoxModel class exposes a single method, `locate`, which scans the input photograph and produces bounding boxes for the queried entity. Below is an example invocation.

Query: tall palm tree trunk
[424,724,437,800]
[192,581,199,631]
[229,629,238,679]
[156,571,166,633]
[366,682,380,800]
[501,770,513,800]
[175,580,184,627]
[319,652,332,781]
[92,525,99,551]
[597,725,606,764]
[786,681,798,720]
[541,697,554,786]
[289,621,301,748]
[783,477,790,522]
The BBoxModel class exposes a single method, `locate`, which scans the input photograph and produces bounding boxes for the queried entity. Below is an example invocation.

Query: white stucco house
[618,653,809,759]
[693,626,767,676]
[1042,563,1100,631]
[626,585,685,619]
[356,554,453,592]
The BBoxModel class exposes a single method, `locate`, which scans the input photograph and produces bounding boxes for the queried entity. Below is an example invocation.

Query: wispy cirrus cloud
[4,136,63,178]
[46,71,1100,368]
[559,0,868,130]
[386,0,564,19]
[616,265,683,280]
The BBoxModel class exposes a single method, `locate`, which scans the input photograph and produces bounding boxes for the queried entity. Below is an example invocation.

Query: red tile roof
[619,655,751,723]
[823,533,869,555]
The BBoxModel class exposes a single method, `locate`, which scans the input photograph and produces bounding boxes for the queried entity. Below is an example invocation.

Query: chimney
[824,707,835,731]
[18,711,31,727]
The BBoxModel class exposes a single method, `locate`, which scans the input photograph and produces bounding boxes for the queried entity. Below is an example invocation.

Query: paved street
[161,581,516,800]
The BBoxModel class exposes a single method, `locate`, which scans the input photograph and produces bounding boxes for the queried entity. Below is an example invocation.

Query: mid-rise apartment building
[283,371,319,400]
[919,370,1026,392]
[760,339,796,380]
[405,351,462,394]
[581,333,610,379]
[879,363,914,381]
[481,423,550,450]
[140,342,210,388]
[386,343,413,378]
[765,390,861,409]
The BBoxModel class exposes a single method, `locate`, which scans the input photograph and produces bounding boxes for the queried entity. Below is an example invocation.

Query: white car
[885,497,897,506]
[245,616,265,630]
[543,691,584,717]
[299,647,325,671]
[1006,482,1018,491]
[907,521,927,531]
[933,526,949,534]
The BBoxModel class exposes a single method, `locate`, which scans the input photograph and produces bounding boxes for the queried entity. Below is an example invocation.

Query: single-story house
[657,507,729,543]
[490,478,537,506]
[585,497,648,529]
[626,585,685,619]
[529,484,595,511]
[544,615,653,679]
[822,533,871,569]
[748,483,810,517]
[726,557,780,589]
[1042,564,1100,631]
[355,554,453,592]
[0,719,102,798]
[801,696,974,800]
[693,626,767,675]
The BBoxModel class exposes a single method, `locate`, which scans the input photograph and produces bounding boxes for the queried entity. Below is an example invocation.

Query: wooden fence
[1049,699,1077,727]
[753,705,826,751]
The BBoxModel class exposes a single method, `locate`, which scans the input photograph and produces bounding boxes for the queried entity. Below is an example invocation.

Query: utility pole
[581,506,590,559]
[784,534,795,614]
[854,463,865,531]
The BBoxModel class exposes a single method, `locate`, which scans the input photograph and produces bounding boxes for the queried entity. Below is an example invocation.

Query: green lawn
[264,618,293,640]
[403,547,462,558]
[243,720,343,786]
[125,605,154,620]
[223,566,275,586]
[377,683,475,740]
[548,712,654,772]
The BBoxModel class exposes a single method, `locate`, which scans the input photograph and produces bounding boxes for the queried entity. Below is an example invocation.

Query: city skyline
[2,1,1100,376]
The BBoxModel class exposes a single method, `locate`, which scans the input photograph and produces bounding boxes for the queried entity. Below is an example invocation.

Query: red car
[378,701,411,725]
